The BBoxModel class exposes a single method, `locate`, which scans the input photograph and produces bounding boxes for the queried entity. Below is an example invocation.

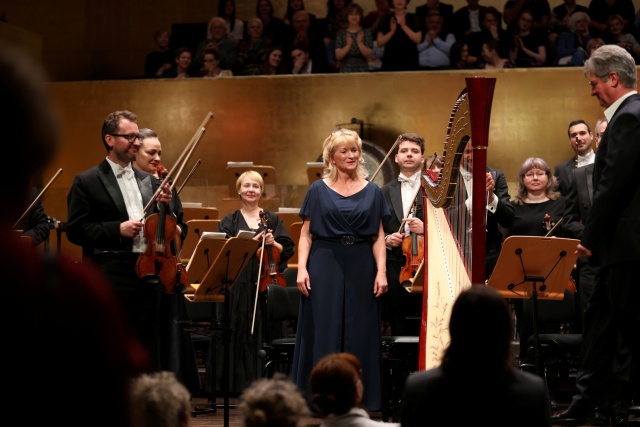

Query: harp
[417,77,497,370]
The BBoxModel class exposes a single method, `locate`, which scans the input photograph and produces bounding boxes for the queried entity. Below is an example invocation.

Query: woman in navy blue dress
[292,128,390,411]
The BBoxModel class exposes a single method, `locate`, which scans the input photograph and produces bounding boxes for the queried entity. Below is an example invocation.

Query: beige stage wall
[43,67,605,258]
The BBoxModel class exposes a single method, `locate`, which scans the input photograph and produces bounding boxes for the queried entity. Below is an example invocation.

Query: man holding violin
[381,133,426,337]
[67,110,173,371]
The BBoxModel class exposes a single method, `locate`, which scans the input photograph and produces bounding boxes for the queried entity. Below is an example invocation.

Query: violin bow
[370,134,403,183]
[251,211,268,335]
[141,112,213,217]
[176,159,202,195]
[13,168,63,230]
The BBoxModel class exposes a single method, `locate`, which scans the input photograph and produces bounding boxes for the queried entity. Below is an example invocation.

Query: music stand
[184,237,259,427]
[486,236,578,376]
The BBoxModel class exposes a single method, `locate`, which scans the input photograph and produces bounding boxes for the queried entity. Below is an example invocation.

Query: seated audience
[586,0,636,39]
[603,13,640,62]
[480,38,515,68]
[451,0,489,43]
[194,16,238,73]
[257,0,289,46]
[290,43,330,74]
[310,352,400,426]
[417,11,456,69]
[335,3,373,73]
[201,49,233,78]
[503,0,551,34]
[239,374,310,427]
[285,10,330,73]
[415,0,455,37]
[447,40,476,69]
[399,285,552,427]
[555,11,592,65]
[236,17,273,75]
[283,0,318,26]
[144,28,174,78]
[257,45,288,75]
[465,6,509,63]
[129,371,191,427]
[161,47,195,78]
[218,0,245,43]
[585,36,605,57]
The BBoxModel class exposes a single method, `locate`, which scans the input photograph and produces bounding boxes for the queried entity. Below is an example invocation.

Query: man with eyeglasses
[67,110,174,372]
[552,44,640,426]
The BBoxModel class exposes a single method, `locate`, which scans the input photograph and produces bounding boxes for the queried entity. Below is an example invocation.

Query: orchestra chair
[258,284,300,378]
[180,219,221,264]
[520,287,582,405]
[223,162,281,214]
[286,221,303,269]
[182,206,219,222]
[275,209,300,236]
[380,335,419,422]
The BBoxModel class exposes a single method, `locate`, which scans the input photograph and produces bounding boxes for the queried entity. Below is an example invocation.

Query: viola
[256,210,287,292]
[399,200,425,287]
[135,165,188,294]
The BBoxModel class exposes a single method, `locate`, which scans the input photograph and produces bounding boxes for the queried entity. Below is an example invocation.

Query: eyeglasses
[109,133,142,143]
[524,171,547,179]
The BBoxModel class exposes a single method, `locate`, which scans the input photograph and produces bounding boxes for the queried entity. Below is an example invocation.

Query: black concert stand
[183,237,259,427]
[486,236,578,377]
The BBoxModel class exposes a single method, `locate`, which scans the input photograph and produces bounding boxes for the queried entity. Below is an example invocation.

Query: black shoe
[551,405,608,426]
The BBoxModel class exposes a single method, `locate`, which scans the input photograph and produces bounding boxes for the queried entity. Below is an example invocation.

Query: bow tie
[399,176,417,188]
[117,166,133,179]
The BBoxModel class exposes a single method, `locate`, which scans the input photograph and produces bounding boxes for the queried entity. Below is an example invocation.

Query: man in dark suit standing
[381,133,425,336]
[552,44,640,426]
[554,119,595,196]
[67,110,174,371]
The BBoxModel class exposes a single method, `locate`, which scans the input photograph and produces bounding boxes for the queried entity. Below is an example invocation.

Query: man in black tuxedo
[381,133,425,336]
[554,119,595,196]
[552,44,640,426]
[67,110,174,371]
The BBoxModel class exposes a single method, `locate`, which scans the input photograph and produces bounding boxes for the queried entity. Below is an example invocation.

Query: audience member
[200,48,233,77]
[290,43,330,73]
[283,0,317,26]
[415,0,454,37]
[144,28,174,78]
[257,45,288,74]
[215,170,294,394]
[310,352,400,426]
[417,11,455,69]
[586,0,636,40]
[218,0,245,43]
[452,0,489,43]
[161,47,194,78]
[585,36,605,57]
[555,11,593,66]
[15,186,51,247]
[285,10,331,72]
[479,38,515,68]
[603,14,640,62]
[549,0,588,38]
[552,44,640,427]
[425,153,444,172]
[239,374,310,427]
[503,0,551,33]
[364,0,392,35]
[236,17,273,75]
[376,0,422,71]
[291,129,390,412]
[257,0,289,46]
[465,6,509,64]
[508,9,547,67]
[399,285,552,427]
[66,110,174,371]
[1,40,148,427]
[194,16,238,74]
[129,371,191,427]
[381,133,425,336]
[335,2,373,73]
[321,0,354,71]
[447,40,476,68]
[554,119,595,196]
[506,157,567,362]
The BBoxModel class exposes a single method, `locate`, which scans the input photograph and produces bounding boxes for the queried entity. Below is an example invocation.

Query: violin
[135,165,188,294]
[256,210,287,292]
[399,199,425,287]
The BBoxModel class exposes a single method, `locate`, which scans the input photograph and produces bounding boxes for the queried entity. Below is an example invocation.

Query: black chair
[259,284,300,377]
[520,287,582,404]
[380,335,420,422]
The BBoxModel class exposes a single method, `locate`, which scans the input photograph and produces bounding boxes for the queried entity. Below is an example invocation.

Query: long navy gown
[291,180,390,411]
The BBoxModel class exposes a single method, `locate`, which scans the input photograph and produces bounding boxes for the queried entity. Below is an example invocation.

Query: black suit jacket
[582,93,640,267]
[563,163,593,240]
[554,157,576,197]
[381,178,424,264]
[66,159,164,257]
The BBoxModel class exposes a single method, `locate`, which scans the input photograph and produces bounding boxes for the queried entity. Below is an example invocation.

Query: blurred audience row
[144,0,640,78]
